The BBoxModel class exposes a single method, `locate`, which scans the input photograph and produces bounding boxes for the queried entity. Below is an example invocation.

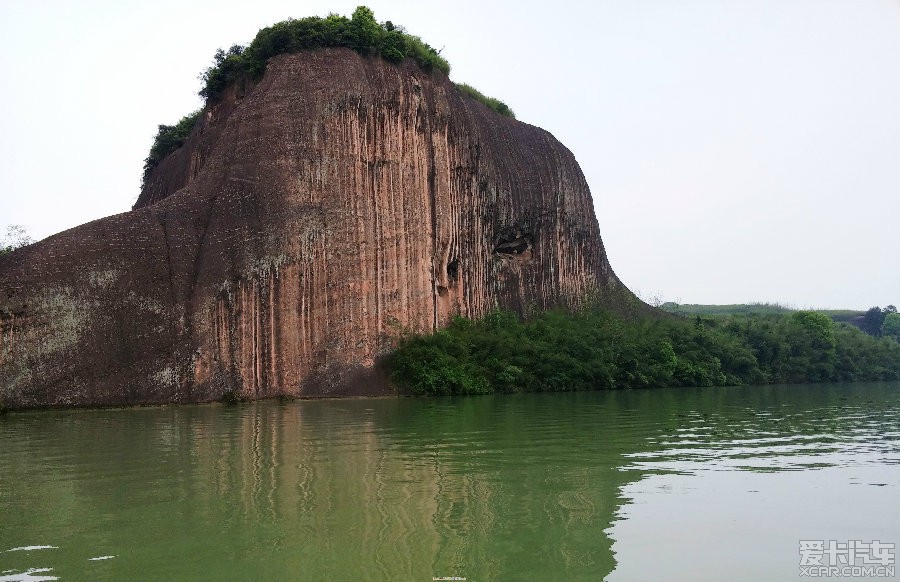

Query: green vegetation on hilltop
[454,83,515,118]
[142,6,514,185]
[859,305,898,336]
[200,6,449,101]
[0,225,33,256]
[660,302,793,316]
[662,302,900,339]
[883,312,900,342]
[388,308,900,396]
[816,309,865,323]
[142,110,201,183]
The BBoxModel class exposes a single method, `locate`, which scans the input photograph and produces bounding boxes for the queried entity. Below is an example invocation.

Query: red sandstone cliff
[0,49,628,408]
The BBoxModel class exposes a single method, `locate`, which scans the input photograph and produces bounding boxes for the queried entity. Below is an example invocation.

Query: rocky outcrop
[0,48,628,408]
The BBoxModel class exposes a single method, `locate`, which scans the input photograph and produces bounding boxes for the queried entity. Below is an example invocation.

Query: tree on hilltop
[0,225,33,255]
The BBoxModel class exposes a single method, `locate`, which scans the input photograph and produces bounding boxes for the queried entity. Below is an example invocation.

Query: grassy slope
[660,302,863,321]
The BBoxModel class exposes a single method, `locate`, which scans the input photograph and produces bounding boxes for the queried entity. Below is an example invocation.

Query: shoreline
[5,379,898,415]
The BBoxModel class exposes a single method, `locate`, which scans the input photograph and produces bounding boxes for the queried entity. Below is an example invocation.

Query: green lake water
[1,383,898,581]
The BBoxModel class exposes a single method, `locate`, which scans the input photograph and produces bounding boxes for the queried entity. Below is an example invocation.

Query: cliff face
[0,49,625,408]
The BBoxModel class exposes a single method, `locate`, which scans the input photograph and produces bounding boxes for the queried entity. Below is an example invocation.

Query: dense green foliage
[199,7,450,101]
[883,312,900,342]
[818,309,867,324]
[860,305,898,336]
[0,225,33,255]
[661,302,900,341]
[142,110,202,183]
[454,83,515,118]
[388,308,900,396]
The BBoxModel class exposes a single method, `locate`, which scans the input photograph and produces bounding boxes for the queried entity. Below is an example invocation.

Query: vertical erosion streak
[154,210,178,318]
[269,270,277,394]
[372,106,383,346]
[354,102,364,353]
[254,279,261,396]
[0,315,11,368]
[185,193,218,336]
[215,298,227,366]
[249,280,256,395]
[361,98,375,358]
[418,89,440,331]
[389,80,411,334]
[240,284,249,393]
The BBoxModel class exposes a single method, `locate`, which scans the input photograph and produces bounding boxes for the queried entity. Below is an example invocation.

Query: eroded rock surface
[1,49,626,408]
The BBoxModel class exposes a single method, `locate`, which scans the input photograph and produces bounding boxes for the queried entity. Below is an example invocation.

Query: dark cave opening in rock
[447,258,459,283]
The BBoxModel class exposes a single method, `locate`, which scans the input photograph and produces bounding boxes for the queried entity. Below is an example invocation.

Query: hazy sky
[1,0,897,309]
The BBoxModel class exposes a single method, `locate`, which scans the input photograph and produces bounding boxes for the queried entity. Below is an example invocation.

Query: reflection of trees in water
[191,402,474,579]
[4,383,896,581]
[183,394,656,580]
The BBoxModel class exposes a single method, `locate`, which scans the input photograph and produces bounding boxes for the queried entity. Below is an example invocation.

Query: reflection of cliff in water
[4,384,896,581]
[184,394,655,580]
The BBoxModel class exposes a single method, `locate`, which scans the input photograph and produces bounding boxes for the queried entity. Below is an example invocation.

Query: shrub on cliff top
[454,83,516,119]
[142,110,202,184]
[142,7,516,187]
[199,6,450,101]
[0,225,33,255]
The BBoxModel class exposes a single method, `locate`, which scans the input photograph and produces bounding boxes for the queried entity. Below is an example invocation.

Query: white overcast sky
[1,0,897,309]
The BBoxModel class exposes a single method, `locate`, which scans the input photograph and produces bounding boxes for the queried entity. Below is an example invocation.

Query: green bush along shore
[388,308,900,396]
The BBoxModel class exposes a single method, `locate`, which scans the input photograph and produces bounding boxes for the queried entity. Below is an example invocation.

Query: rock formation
[0,48,627,408]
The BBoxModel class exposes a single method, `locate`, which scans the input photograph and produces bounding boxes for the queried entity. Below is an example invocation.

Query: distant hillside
[660,302,793,317]
[659,303,900,336]
[660,302,864,320]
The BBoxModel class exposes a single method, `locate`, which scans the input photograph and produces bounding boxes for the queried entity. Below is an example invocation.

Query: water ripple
[1,548,57,554]
[0,569,58,582]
